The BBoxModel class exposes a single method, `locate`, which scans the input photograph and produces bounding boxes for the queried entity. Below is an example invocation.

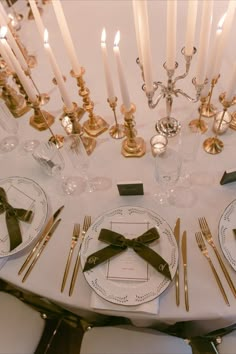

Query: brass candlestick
[203,93,236,154]
[189,96,208,133]
[29,99,55,131]
[71,67,109,137]
[199,75,220,118]
[0,71,30,117]
[107,97,125,139]
[61,102,96,155]
[121,103,145,157]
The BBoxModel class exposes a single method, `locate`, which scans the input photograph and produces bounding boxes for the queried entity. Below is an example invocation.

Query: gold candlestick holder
[0,71,30,117]
[121,103,145,157]
[199,75,220,118]
[203,92,236,154]
[71,67,109,137]
[189,96,208,133]
[60,102,96,155]
[107,97,125,139]
[29,99,55,131]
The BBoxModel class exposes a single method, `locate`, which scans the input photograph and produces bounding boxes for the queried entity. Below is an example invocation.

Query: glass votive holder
[213,111,232,135]
[150,134,168,157]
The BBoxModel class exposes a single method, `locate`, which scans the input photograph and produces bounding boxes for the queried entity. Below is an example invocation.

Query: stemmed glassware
[154,147,182,206]
[63,134,112,193]
[32,140,86,196]
[0,100,19,153]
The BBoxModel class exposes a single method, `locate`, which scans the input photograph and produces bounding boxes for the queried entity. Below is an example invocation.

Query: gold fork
[198,217,236,298]
[61,223,80,292]
[195,232,230,306]
[69,216,91,296]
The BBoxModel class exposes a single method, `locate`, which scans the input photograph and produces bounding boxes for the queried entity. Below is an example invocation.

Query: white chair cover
[80,325,192,354]
[0,291,45,354]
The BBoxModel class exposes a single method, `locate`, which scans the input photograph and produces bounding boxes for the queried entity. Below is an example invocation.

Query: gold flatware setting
[173,217,180,306]
[69,215,92,296]
[181,230,189,312]
[195,231,230,307]
[198,217,236,298]
[61,223,80,293]
[22,218,62,283]
[18,205,64,276]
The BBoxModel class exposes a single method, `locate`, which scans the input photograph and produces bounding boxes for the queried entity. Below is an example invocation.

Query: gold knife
[22,218,61,282]
[173,218,180,306]
[18,205,64,275]
[181,231,189,312]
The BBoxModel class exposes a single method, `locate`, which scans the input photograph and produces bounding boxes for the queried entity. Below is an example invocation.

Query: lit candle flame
[44,29,49,45]
[114,31,120,47]
[217,13,226,32]
[0,26,7,39]
[101,28,106,43]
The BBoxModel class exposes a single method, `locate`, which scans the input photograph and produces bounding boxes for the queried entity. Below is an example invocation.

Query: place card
[220,169,236,185]
[117,180,144,196]
[106,220,150,281]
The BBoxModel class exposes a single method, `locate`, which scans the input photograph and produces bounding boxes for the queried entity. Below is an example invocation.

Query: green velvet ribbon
[0,187,33,251]
[83,227,171,280]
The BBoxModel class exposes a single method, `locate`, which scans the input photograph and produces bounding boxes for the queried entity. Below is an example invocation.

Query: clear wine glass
[154,147,182,206]
[0,101,19,153]
[32,140,86,196]
[63,134,112,193]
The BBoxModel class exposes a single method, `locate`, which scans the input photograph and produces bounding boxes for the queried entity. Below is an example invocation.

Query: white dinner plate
[219,199,236,271]
[81,206,178,306]
[0,176,48,257]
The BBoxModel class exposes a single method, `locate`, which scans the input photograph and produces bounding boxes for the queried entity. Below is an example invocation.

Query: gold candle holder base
[121,103,146,158]
[108,97,125,139]
[200,102,218,118]
[203,137,223,154]
[71,68,109,137]
[29,101,55,131]
[61,102,96,155]
[189,118,208,133]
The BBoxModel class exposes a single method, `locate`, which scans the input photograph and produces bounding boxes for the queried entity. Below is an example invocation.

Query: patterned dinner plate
[218,199,236,271]
[0,176,48,257]
[81,206,178,306]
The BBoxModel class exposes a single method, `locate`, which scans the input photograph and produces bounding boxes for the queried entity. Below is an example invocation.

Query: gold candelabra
[61,102,96,155]
[203,92,236,154]
[120,103,145,157]
[107,97,125,139]
[71,67,109,137]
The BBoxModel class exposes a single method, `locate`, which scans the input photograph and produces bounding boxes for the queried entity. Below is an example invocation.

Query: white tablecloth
[0,0,236,335]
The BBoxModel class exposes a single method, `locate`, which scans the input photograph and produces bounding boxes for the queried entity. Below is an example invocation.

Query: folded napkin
[91,292,159,315]
[0,187,33,251]
[83,227,171,280]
